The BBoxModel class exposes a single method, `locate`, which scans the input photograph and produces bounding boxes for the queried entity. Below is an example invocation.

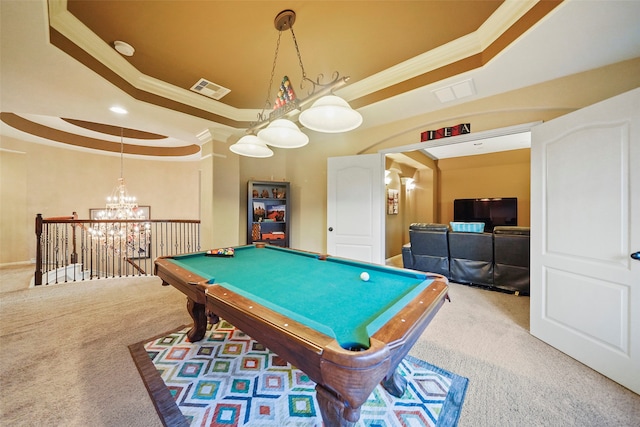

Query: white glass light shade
[299,95,363,133]
[229,135,274,158]
[257,119,309,148]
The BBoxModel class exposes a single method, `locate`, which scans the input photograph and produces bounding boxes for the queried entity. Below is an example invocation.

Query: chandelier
[230,9,363,158]
[89,128,150,258]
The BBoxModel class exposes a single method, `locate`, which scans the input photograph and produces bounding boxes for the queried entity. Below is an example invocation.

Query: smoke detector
[114,41,135,57]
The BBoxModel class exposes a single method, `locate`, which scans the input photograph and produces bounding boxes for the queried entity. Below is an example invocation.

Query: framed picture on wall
[89,205,151,220]
[134,205,151,219]
[89,208,105,220]
[387,189,399,215]
[126,238,151,259]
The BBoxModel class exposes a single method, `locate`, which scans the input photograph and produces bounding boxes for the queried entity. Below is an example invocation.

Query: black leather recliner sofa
[402,223,530,295]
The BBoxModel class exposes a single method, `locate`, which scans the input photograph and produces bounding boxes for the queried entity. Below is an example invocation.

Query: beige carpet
[1,264,639,426]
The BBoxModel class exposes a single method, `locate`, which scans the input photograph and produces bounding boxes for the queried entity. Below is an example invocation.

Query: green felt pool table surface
[166,245,435,348]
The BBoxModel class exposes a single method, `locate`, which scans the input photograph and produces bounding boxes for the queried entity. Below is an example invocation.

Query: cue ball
[360,272,370,281]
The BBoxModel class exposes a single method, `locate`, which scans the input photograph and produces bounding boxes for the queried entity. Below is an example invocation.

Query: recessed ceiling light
[114,40,135,57]
[109,106,128,114]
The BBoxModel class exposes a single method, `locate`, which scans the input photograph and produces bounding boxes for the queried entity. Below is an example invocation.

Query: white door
[531,88,640,393]
[327,154,385,264]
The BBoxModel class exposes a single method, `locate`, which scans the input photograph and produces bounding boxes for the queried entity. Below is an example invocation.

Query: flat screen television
[453,198,517,231]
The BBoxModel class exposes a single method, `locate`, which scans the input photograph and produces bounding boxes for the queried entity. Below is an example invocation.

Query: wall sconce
[385,170,391,185]
[401,177,415,190]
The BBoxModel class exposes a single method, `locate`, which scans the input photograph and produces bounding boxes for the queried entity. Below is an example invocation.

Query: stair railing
[34,213,201,285]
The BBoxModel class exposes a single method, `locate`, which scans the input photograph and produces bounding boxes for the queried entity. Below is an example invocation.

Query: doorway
[381,123,536,263]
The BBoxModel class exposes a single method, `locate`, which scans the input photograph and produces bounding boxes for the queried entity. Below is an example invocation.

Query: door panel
[545,125,628,268]
[531,88,639,393]
[327,154,384,264]
[545,267,627,352]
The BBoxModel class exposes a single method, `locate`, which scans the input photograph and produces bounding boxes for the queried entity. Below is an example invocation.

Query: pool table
[155,244,449,427]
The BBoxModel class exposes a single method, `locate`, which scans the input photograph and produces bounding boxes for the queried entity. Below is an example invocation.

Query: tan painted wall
[0,136,200,264]
[415,168,435,225]
[199,142,214,249]
[384,160,430,258]
[384,171,403,258]
[438,149,531,227]
[209,140,241,249]
[0,149,29,262]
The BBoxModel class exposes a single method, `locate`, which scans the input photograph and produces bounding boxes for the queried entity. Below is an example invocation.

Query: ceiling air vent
[432,78,475,104]
[190,78,231,100]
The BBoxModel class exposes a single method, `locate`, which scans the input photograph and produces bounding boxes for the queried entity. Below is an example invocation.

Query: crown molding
[49,0,541,123]
[337,0,539,101]
[477,0,539,50]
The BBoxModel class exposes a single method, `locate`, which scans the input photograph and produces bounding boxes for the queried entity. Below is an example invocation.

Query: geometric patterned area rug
[129,320,468,427]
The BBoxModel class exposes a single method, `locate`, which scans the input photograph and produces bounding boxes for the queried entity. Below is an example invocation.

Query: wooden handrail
[125,257,146,275]
[44,212,78,221]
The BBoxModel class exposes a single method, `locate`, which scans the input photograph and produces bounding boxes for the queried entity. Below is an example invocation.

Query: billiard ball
[360,272,370,281]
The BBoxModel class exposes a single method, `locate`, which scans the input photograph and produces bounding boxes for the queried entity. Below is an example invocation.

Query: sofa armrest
[401,243,413,269]
[493,226,530,236]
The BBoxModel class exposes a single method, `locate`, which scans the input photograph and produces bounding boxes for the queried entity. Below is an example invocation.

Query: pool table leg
[315,371,408,427]
[381,369,408,397]
[185,298,207,342]
[315,384,358,427]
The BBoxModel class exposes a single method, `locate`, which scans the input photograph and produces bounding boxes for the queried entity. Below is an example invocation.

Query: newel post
[70,211,78,264]
[35,213,43,286]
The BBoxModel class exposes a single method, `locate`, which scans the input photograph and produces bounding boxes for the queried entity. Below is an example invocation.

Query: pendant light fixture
[229,9,362,157]
[257,119,309,148]
[299,95,363,133]
[229,134,274,158]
